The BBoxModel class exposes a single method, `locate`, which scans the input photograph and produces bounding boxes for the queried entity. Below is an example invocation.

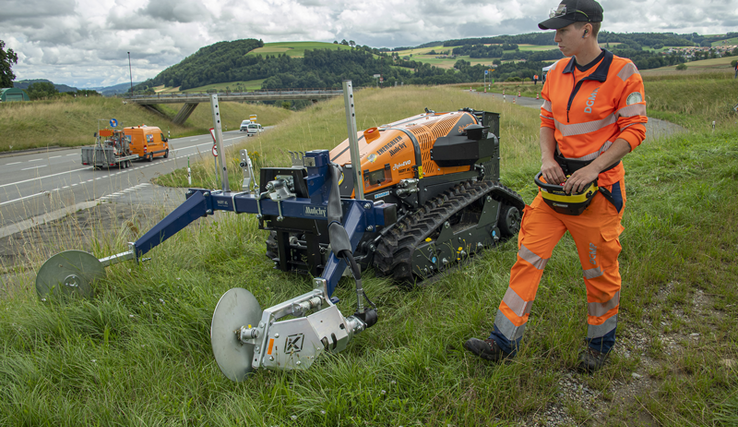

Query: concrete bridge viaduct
[126,89,344,125]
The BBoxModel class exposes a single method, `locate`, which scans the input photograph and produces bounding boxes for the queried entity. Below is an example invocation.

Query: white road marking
[21,165,46,171]
[1,134,244,208]
[0,167,90,189]
[0,191,49,207]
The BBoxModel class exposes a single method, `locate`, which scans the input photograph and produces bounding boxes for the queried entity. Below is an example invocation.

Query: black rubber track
[372,179,524,284]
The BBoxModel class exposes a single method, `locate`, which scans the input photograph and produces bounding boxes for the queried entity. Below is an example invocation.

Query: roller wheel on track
[498,204,522,238]
[372,180,523,285]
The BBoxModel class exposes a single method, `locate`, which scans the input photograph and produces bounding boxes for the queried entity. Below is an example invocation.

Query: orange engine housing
[329,110,481,195]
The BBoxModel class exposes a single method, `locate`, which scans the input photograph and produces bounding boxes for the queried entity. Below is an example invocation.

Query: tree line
[443,31,701,49]
[22,81,100,100]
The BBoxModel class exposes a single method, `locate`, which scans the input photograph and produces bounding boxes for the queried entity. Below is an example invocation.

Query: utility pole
[128,52,133,94]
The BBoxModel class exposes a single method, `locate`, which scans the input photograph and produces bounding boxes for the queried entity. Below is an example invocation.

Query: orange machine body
[329,111,479,196]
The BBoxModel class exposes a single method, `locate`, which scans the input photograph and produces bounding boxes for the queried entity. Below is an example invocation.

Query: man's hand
[563,164,599,194]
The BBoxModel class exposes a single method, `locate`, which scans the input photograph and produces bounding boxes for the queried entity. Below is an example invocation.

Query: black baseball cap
[538,0,603,30]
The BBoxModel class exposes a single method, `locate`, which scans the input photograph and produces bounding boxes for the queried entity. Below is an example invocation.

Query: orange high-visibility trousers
[492,179,626,353]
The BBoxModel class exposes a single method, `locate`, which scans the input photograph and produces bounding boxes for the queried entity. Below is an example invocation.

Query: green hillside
[712,37,738,47]
[248,41,352,57]
[134,40,489,93]
[0,97,293,152]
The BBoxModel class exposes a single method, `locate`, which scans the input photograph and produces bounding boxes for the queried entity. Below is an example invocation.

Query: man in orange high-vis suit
[464,0,647,372]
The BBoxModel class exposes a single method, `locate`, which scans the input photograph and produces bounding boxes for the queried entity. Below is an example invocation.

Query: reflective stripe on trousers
[491,180,626,352]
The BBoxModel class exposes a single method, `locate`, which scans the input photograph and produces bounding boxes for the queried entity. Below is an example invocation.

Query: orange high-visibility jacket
[540,50,647,186]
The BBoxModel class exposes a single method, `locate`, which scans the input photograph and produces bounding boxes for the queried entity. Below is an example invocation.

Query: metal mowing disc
[35,250,105,299]
[211,288,263,382]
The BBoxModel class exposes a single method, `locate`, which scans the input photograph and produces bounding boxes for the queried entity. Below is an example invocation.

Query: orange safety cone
[536,92,540,100]
[518,90,521,97]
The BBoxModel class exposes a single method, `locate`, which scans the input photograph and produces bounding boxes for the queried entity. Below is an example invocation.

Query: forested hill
[139,39,264,90]
[134,39,473,92]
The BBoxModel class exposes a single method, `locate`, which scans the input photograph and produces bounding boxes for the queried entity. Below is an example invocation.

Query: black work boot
[578,347,610,373]
[463,338,511,362]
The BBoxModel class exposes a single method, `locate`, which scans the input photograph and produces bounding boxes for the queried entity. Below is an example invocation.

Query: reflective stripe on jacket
[540,50,647,186]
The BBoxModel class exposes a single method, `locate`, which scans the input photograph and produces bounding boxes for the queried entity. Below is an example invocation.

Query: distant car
[246,123,263,136]
[240,120,251,131]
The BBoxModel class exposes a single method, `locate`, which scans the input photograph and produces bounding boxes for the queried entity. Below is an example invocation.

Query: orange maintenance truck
[123,125,170,161]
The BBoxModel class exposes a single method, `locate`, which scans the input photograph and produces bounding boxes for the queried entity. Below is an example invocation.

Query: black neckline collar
[563,49,613,82]
[575,50,606,72]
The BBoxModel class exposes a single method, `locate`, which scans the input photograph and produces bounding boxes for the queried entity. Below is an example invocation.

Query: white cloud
[1,0,737,88]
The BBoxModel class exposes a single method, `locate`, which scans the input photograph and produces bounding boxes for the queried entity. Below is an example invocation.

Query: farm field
[177,79,267,94]
[247,41,353,58]
[640,55,737,76]
[711,36,738,47]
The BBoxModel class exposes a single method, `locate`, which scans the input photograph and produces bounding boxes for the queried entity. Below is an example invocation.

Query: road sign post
[209,95,229,192]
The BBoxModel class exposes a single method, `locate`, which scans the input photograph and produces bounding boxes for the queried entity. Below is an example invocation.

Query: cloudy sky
[2,0,738,89]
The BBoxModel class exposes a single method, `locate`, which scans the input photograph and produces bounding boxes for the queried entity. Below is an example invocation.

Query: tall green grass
[0,86,736,425]
[644,73,738,129]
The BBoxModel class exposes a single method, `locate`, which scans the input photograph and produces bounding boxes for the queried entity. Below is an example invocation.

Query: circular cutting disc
[211,288,263,382]
[35,250,105,299]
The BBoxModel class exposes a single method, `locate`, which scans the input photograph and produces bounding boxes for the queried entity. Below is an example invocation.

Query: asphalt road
[0,130,259,238]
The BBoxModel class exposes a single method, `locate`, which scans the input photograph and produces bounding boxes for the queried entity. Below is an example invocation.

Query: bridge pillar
[173,103,199,125]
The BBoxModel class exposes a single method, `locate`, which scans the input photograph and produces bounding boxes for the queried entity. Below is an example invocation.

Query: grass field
[0,97,293,152]
[641,56,737,75]
[153,80,269,94]
[248,41,353,58]
[712,37,738,47]
[179,79,267,93]
[1,81,736,425]
[393,44,506,70]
